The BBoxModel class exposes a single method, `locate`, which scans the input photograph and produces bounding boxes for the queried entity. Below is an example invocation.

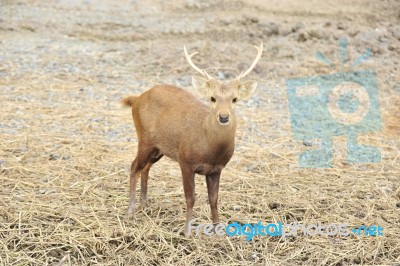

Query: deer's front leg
[206,171,221,225]
[180,163,196,237]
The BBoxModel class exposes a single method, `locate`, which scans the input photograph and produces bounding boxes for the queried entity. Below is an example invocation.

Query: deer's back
[131,85,208,160]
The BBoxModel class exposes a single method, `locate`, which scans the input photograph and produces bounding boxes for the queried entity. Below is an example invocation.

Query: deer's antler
[236,42,263,80]
[184,46,214,80]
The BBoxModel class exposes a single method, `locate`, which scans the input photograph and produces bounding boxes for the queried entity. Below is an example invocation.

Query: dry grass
[1,0,400,265]
[1,79,399,265]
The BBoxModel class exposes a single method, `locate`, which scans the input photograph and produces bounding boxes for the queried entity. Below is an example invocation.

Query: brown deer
[122,43,263,236]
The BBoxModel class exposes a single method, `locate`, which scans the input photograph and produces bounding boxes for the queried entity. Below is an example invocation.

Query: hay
[1,0,400,265]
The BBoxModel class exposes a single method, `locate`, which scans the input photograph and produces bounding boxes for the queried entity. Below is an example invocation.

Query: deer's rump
[128,85,209,162]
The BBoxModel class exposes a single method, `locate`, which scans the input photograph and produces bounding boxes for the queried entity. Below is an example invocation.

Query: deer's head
[184,43,263,126]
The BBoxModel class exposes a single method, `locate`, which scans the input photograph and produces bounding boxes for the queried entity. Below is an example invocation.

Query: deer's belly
[194,164,225,175]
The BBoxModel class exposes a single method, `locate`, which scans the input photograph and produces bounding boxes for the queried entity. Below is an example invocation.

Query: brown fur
[121,95,138,107]
[124,85,240,236]
[124,44,261,237]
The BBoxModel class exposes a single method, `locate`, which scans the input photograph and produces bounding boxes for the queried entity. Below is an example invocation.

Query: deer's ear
[192,75,212,97]
[238,80,257,100]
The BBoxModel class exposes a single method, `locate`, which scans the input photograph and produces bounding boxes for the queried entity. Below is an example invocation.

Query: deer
[121,43,263,237]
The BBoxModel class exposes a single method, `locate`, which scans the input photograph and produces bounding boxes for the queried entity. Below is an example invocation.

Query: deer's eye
[232,98,237,103]
[211,97,216,103]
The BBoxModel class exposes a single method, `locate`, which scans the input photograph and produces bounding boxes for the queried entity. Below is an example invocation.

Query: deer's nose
[218,114,230,124]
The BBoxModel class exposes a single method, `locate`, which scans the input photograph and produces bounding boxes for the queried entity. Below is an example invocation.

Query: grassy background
[1,0,399,264]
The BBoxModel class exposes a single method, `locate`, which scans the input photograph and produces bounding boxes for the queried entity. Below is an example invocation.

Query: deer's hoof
[140,199,148,208]
[127,206,136,220]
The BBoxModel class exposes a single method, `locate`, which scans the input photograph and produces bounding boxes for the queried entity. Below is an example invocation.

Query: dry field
[1,0,399,265]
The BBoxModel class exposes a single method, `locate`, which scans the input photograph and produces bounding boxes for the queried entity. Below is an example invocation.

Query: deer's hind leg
[140,151,163,207]
[128,144,158,218]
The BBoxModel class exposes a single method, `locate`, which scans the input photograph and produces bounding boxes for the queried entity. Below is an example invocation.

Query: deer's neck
[204,114,237,150]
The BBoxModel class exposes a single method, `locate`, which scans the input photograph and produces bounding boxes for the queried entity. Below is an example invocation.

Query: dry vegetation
[1,0,399,265]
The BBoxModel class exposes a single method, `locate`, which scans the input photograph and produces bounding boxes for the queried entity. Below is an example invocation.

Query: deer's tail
[121,95,138,107]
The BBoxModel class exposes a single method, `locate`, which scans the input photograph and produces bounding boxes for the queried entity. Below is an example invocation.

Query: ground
[0,0,399,265]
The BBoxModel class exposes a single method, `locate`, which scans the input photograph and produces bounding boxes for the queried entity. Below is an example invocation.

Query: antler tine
[184,46,213,79]
[237,42,263,80]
